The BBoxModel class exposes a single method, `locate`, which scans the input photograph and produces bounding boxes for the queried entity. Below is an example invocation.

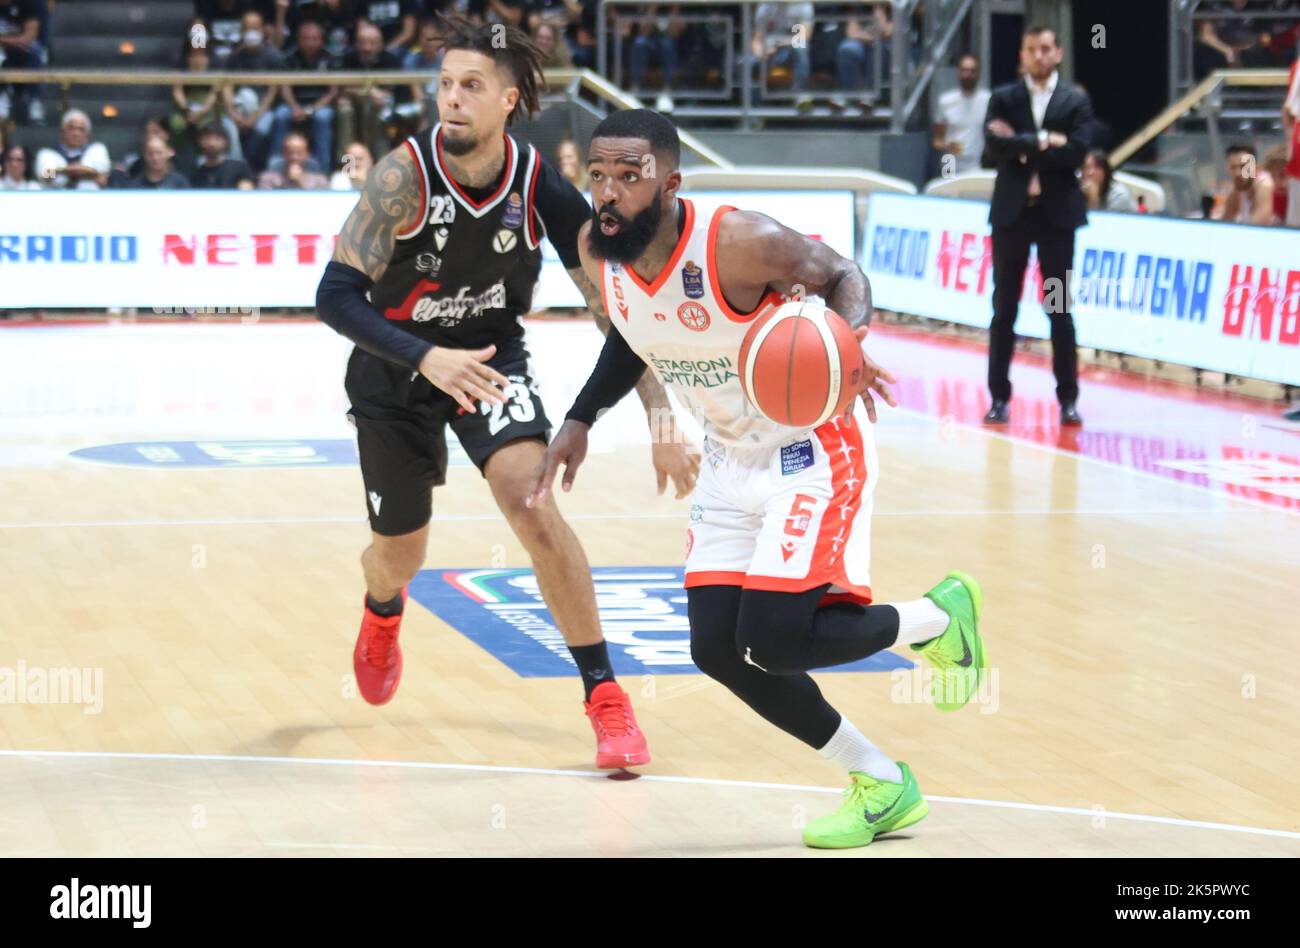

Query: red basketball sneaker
[354,588,406,705]
[584,681,651,769]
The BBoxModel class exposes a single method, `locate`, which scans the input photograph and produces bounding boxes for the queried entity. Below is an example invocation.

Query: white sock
[818,716,903,783]
[892,598,949,647]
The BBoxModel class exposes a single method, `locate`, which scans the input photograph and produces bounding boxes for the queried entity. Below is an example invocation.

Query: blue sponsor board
[410,566,913,677]
[70,439,472,469]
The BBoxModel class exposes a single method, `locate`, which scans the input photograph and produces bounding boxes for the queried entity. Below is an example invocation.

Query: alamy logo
[0,660,102,714]
[50,879,151,928]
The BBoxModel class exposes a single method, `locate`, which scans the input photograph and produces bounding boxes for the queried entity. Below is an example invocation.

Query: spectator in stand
[280,0,358,57]
[329,139,371,189]
[273,19,339,172]
[405,16,445,119]
[196,0,275,63]
[173,35,245,165]
[482,0,527,29]
[357,0,417,50]
[124,135,191,189]
[1,143,40,189]
[569,0,596,68]
[257,131,329,187]
[1262,143,1289,223]
[932,53,991,174]
[627,6,685,113]
[555,138,585,189]
[534,20,571,69]
[1214,143,1276,225]
[222,9,285,170]
[836,1,893,112]
[0,0,44,124]
[1080,148,1137,213]
[1284,57,1300,227]
[405,16,444,71]
[1194,0,1275,78]
[753,3,814,113]
[190,121,256,188]
[114,116,172,180]
[35,109,110,189]
[338,20,420,156]
[528,0,576,37]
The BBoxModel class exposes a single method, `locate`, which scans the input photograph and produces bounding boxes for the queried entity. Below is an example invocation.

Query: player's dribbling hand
[849,326,898,424]
[525,419,588,508]
[651,441,700,500]
[418,344,509,414]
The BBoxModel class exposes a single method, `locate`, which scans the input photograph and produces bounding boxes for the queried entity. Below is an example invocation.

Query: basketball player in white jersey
[316,21,699,770]
[527,110,989,849]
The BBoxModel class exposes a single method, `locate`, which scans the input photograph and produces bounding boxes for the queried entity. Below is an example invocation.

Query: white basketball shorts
[683,405,878,603]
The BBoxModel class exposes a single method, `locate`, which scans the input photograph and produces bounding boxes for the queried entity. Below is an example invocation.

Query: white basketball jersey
[599,199,791,453]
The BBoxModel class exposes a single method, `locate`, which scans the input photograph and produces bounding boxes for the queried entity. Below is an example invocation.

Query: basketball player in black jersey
[315,18,698,769]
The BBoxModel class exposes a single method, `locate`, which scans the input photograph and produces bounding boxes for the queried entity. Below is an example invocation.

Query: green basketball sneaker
[802,763,929,849]
[912,570,986,712]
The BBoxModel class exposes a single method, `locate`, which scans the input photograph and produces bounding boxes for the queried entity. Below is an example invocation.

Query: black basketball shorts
[343,340,552,536]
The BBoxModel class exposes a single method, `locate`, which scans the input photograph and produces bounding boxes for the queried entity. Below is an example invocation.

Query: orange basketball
[738,300,865,428]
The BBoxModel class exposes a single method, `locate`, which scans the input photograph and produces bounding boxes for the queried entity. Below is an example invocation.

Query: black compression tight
[687,585,901,749]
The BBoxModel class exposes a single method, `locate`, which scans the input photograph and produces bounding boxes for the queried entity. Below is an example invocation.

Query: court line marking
[2,749,1296,842]
[891,405,1300,518]
[0,507,1274,530]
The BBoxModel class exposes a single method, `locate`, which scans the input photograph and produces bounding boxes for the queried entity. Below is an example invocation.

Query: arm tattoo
[566,265,670,416]
[333,147,421,280]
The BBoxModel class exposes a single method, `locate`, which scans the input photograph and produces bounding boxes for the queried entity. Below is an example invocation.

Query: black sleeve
[316,261,435,371]
[1039,89,1093,171]
[532,156,591,270]
[565,325,649,426]
[982,88,1038,163]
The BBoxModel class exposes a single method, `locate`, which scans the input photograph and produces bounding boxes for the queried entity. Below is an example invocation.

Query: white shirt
[937,86,992,173]
[1024,70,1059,130]
[35,142,111,191]
[600,198,791,459]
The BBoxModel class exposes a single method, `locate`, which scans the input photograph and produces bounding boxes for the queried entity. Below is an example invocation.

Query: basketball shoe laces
[840,773,896,819]
[363,616,399,668]
[590,692,635,737]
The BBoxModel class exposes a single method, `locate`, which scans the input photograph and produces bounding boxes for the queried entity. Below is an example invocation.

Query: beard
[440,126,479,156]
[585,190,665,264]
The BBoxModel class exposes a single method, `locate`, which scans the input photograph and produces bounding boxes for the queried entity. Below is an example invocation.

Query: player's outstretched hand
[418,344,510,414]
[526,419,589,508]
[651,440,700,500]
[850,326,898,424]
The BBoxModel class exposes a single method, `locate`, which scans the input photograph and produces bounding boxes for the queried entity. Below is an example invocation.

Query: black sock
[569,641,616,700]
[366,592,405,618]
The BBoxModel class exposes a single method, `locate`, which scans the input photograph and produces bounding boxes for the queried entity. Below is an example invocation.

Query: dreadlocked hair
[435,15,545,125]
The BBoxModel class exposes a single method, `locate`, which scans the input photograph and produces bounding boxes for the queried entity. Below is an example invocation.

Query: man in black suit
[982,25,1091,426]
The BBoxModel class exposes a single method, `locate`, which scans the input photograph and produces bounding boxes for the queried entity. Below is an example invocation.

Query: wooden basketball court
[1,319,1297,857]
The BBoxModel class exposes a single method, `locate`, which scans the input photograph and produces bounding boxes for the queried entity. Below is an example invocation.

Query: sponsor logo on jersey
[433,226,450,251]
[689,503,704,523]
[411,281,508,325]
[493,229,517,253]
[502,192,524,229]
[780,439,815,475]
[681,259,705,299]
[414,252,442,276]
[611,273,629,320]
[677,300,711,331]
[646,353,737,388]
[654,311,668,321]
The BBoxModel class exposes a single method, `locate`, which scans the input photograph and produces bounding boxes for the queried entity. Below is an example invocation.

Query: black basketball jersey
[369,124,548,350]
